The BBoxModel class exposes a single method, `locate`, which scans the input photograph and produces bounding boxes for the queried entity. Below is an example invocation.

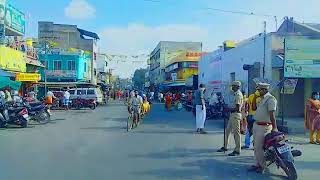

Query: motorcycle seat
[8,107,25,113]
[29,102,43,107]
[29,105,44,112]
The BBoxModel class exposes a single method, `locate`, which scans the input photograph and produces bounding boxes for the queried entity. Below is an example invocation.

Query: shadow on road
[80,126,127,131]
[132,129,223,135]
[130,148,216,159]
[130,147,287,180]
[102,117,127,122]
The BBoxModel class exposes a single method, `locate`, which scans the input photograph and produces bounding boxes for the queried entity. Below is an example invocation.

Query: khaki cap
[232,81,241,87]
[258,82,270,89]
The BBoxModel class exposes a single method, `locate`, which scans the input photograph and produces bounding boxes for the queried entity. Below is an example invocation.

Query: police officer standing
[217,81,243,156]
[249,82,278,173]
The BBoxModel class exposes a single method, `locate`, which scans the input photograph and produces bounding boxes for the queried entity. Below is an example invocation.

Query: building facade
[149,41,202,91]
[164,52,204,88]
[199,17,320,132]
[38,21,99,84]
[0,1,42,91]
[38,51,90,82]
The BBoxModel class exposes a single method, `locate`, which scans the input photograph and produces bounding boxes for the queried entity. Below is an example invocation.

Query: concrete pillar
[304,79,312,105]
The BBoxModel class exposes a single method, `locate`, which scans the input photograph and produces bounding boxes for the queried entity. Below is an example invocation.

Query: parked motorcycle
[206,101,228,120]
[71,98,96,110]
[23,101,50,124]
[264,131,302,180]
[0,103,30,128]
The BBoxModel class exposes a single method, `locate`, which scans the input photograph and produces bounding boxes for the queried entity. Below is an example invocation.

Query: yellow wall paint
[0,46,26,72]
[177,68,198,80]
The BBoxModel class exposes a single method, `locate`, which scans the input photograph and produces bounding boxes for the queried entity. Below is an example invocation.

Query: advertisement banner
[285,37,320,78]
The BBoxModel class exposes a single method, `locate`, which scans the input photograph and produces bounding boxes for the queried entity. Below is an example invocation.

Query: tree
[132,68,147,90]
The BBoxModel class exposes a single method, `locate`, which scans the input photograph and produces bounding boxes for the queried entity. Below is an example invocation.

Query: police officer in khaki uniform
[249,82,278,173]
[217,81,243,156]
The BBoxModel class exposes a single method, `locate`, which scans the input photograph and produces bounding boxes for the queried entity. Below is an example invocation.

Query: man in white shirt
[63,89,71,110]
[209,91,218,106]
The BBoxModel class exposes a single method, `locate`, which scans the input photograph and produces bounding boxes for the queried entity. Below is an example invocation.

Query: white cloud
[100,23,212,54]
[99,23,213,78]
[64,0,96,20]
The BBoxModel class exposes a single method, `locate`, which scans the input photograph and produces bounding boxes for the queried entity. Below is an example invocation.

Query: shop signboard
[16,73,41,82]
[285,37,320,78]
[46,70,77,78]
[281,79,298,94]
[0,0,5,44]
[165,63,178,72]
[6,4,25,34]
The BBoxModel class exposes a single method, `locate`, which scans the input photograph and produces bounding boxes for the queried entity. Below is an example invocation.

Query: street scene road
[0,102,319,180]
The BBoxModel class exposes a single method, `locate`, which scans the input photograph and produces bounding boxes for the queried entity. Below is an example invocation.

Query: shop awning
[0,69,15,77]
[0,76,21,91]
[162,81,186,87]
[25,57,45,67]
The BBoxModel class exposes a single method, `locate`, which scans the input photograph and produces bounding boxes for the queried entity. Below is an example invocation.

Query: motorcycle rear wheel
[281,161,297,180]
[38,111,50,124]
[20,120,28,128]
[90,104,96,110]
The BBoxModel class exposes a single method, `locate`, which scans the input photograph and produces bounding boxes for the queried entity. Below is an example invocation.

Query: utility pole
[263,21,266,79]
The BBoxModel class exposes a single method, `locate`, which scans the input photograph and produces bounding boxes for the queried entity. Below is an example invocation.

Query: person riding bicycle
[129,90,143,127]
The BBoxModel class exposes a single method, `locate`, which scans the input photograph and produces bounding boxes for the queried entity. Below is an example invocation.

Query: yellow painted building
[164,52,205,86]
[0,45,26,72]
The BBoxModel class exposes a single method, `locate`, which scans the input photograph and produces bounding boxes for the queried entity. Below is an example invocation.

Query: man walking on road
[249,83,278,173]
[242,86,261,149]
[63,88,70,111]
[217,81,243,156]
[194,84,207,134]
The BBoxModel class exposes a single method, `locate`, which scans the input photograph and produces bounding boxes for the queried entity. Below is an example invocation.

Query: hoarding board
[285,38,320,78]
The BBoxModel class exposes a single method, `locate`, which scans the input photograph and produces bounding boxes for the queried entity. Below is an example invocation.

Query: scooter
[264,131,302,180]
[0,103,30,128]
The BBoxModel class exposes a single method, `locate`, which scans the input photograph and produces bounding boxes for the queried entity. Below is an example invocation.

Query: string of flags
[101,53,150,64]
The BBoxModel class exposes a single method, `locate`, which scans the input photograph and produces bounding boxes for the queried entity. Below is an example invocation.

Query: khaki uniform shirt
[254,93,277,123]
[229,90,243,111]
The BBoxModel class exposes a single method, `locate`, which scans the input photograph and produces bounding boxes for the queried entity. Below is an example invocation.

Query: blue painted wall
[38,53,89,82]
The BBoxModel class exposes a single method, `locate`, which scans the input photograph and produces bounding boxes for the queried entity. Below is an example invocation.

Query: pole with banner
[0,0,6,45]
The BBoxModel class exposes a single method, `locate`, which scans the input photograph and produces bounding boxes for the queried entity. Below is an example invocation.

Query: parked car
[69,88,103,104]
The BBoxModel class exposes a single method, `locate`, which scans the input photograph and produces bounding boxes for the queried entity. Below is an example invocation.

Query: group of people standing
[164,92,182,111]
[194,81,278,173]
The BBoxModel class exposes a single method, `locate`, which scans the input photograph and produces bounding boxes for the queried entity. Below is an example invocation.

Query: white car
[69,88,103,104]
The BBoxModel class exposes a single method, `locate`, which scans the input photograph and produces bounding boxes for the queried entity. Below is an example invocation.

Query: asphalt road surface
[0,102,319,180]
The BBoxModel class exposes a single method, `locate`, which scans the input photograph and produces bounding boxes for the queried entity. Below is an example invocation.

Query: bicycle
[127,105,144,131]
[127,109,134,131]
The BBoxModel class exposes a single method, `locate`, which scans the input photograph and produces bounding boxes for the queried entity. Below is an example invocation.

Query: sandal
[248,165,260,172]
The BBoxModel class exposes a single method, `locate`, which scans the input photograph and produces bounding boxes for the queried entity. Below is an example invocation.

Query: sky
[13,0,320,77]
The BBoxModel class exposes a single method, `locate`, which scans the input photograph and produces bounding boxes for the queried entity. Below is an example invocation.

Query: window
[230,72,235,82]
[53,60,62,70]
[87,89,95,95]
[84,62,87,72]
[67,60,76,70]
[69,90,75,95]
[77,90,86,95]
